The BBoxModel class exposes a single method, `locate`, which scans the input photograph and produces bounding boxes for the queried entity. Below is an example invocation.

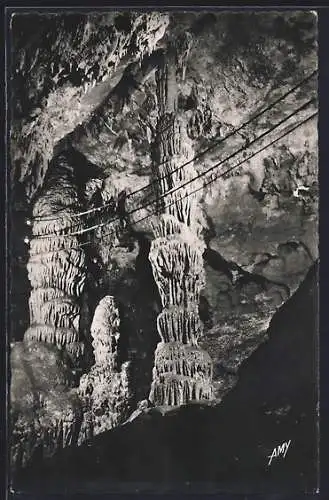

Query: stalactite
[175,31,193,82]
[24,151,87,363]
[149,342,214,406]
[149,214,205,252]
[78,296,131,441]
[148,43,214,407]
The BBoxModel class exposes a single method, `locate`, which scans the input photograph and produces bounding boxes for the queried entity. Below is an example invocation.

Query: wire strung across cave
[34,96,316,240]
[28,108,317,257]
[89,110,317,245]
[29,69,317,224]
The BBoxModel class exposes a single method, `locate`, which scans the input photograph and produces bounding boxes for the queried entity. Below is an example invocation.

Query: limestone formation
[10,341,83,472]
[9,12,318,475]
[24,151,87,364]
[78,296,131,440]
[11,12,170,200]
[148,44,214,407]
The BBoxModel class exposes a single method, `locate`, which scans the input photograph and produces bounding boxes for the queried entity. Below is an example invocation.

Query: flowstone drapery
[24,151,87,363]
[148,44,214,406]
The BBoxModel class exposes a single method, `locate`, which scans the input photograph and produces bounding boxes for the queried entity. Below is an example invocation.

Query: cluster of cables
[24,69,318,255]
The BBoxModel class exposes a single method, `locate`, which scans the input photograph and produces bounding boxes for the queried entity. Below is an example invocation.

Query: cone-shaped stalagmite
[78,296,131,440]
[148,39,214,406]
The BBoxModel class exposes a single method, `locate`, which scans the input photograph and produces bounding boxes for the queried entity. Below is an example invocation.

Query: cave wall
[11,11,169,198]
[9,9,318,472]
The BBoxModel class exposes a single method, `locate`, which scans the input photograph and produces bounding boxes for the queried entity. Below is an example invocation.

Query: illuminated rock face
[148,48,214,406]
[11,12,170,201]
[9,13,318,477]
[78,296,131,440]
[24,151,87,363]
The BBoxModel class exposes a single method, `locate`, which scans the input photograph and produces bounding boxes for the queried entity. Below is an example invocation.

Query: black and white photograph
[6,8,319,496]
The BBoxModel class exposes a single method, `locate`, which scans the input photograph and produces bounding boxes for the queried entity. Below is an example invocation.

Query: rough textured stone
[78,296,132,441]
[148,47,214,406]
[24,150,88,365]
[13,264,318,493]
[11,12,169,198]
[10,341,82,472]
[9,10,318,473]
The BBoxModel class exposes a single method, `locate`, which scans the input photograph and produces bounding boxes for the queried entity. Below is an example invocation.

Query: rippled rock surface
[8,10,318,486]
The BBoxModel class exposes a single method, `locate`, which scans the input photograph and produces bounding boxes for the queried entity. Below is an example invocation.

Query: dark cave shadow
[130,233,162,404]
[203,246,234,278]
[203,246,291,296]
[51,145,105,191]
[110,232,162,406]
[134,233,162,311]
[30,145,105,206]
[9,180,31,342]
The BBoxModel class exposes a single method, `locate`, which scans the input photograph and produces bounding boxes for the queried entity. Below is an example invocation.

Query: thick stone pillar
[24,150,87,363]
[148,44,214,406]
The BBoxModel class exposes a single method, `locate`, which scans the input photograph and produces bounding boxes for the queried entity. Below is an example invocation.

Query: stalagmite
[24,151,87,363]
[78,296,131,441]
[148,41,214,406]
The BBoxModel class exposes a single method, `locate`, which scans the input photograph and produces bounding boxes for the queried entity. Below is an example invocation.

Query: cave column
[148,43,214,406]
[24,151,88,365]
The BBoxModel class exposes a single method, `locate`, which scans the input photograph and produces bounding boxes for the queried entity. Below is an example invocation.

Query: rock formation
[10,149,92,472]
[11,12,170,200]
[78,296,131,440]
[8,11,318,478]
[148,42,214,406]
[10,341,83,473]
[24,150,87,365]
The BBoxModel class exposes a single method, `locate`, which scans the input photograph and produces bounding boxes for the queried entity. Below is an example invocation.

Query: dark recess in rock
[114,13,132,34]
[204,247,236,280]
[191,13,217,35]
[198,295,213,329]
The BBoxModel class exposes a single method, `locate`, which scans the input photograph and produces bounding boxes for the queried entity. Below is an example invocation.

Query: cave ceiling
[9,9,318,473]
